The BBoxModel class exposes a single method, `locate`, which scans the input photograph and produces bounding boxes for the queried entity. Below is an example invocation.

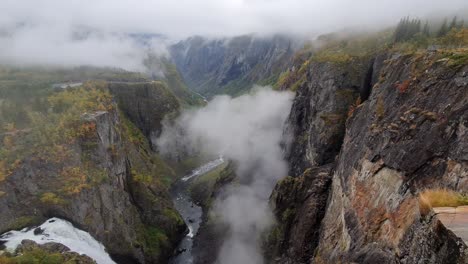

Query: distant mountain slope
[143,55,205,105]
[170,34,300,97]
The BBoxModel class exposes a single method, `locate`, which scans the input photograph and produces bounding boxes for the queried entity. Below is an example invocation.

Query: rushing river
[0,218,115,264]
[0,158,225,264]
[169,157,224,264]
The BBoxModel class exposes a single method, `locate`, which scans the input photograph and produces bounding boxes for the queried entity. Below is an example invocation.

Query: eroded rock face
[315,53,468,263]
[0,96,185,263]
[270,51,468,263]
[0,110,141,261]
[283,58,371,177]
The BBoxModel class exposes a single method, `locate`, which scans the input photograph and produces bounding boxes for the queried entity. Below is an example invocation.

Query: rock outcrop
[191,163,237,264]
[15,240,96,264]
[109,81,180,150]
[269,50,468,263]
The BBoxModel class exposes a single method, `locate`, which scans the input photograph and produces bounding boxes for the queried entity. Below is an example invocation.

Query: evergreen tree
[394,17,423,42]
[449,16,458,30]
[438,18,448,37]
[423,21,430,36]
[394,18,404,42]
[416,20,422,33]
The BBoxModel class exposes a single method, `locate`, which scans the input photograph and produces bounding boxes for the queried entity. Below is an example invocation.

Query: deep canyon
[0,26,467,264]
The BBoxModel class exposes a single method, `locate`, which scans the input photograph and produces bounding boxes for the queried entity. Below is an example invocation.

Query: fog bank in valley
[157,87,294,263]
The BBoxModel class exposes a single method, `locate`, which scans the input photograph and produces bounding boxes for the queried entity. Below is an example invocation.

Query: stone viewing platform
[434,206,468,243]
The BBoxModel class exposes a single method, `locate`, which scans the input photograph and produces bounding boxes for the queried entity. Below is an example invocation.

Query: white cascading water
[181,156,224,182]
[0,217,115,264]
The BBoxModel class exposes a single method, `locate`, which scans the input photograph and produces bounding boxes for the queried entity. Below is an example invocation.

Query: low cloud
[1,0,467,69]
[3,0,468,38]
[0,23,168,71]
[157,86,294,263]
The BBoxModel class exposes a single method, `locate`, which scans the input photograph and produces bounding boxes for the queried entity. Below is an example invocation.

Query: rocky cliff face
[269,50,468,263]
[0,82,186,263]
[170,34,299,96]
[283,57,372,177]
[109,81,180,150]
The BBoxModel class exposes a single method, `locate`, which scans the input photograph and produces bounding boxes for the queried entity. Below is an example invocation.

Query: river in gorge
[169,157,225,264]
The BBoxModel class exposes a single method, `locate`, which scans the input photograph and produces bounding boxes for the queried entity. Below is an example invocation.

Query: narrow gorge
[0,10,467,264]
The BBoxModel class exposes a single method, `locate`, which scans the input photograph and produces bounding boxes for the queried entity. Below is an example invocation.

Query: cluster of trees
[438,17,465,37]
[394,16,465,43]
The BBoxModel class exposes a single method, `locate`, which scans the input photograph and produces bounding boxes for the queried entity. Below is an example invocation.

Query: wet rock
[33,227,43,235]
[0,240,6,250]
[175,248,187,255]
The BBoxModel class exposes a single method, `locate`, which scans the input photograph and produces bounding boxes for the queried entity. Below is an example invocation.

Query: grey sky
[3,0,467,37]
[1,0,467,69]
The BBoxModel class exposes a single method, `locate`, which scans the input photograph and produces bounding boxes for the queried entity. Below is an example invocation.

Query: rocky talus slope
[0,82,186,263]
[268,50,468,263]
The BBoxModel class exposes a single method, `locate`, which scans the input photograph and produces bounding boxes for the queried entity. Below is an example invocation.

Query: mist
[0,23,169,72]
[2,0,468,70]
[157,87,294,263]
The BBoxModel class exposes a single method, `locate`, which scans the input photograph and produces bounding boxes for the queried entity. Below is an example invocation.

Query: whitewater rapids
[0,217,115,264]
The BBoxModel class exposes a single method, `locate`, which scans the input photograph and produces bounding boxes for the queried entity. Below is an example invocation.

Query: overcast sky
[3,0,467,37]
[1,0,467,69]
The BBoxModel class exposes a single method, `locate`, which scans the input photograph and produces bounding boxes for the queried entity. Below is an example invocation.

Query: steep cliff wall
[269,50,468,263]
[108,81,180,150]
[0,82,186,263]
[283,57,373,177]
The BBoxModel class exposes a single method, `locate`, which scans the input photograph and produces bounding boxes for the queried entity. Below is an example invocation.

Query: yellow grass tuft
[419,188,468,208]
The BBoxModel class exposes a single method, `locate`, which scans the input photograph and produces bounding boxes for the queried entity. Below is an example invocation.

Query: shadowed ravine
[169,157,224,264]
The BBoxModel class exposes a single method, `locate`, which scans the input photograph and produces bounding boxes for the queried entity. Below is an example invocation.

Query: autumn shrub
[375,96,385,120]
[40,192,65,205]
[438,28,468,47]
[447,50,468,68]
[0,161,6,182]
[347,97,362,119]
[60,166,90,194]
[396,80,411,93]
